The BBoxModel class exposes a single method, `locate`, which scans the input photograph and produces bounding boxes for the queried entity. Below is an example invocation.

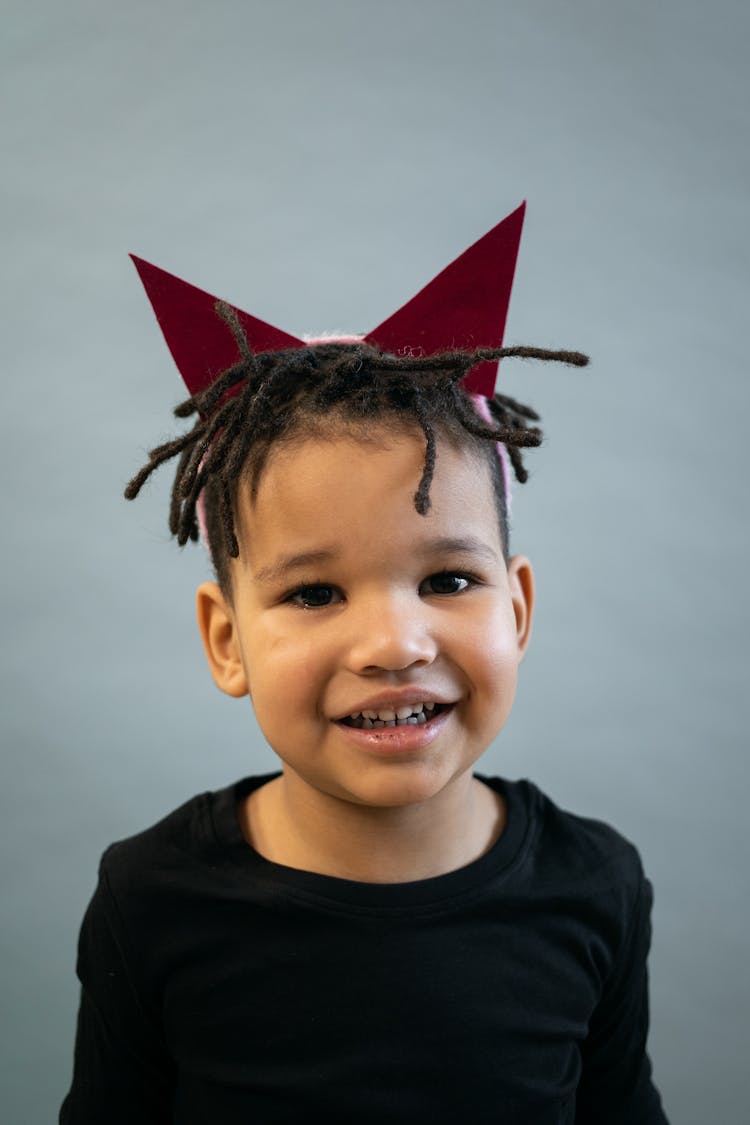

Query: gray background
[2,1,748,1121]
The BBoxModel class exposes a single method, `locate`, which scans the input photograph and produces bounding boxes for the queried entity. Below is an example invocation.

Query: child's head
[125,326,585,807]
[124,209,588,811]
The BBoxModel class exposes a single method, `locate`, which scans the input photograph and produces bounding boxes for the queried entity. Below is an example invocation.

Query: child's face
[197,425,534,811]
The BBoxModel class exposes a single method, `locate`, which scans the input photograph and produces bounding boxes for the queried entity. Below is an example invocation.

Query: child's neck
[239,772,506,884]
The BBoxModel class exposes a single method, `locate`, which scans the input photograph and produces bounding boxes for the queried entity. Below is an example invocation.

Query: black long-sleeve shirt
[60,770,669,1123]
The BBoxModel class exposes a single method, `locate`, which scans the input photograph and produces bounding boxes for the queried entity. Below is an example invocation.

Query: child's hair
[125,301,588,595]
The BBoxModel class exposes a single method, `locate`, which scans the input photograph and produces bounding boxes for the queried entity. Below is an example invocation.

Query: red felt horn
[129,256,304,399]
[364,202,525,396]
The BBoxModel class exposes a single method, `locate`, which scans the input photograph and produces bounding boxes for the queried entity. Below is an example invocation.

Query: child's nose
[345,595,438,674]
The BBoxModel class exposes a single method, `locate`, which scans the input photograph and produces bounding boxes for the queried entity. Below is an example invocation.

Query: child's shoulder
[96,773,269,893]
[491,774,649,905]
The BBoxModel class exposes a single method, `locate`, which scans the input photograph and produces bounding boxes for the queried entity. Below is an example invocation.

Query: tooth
[406,716,418,725]
[362,718,373,729]
[384,720,396,727]
[363,710,378,720]
[396,706,415,719]
[377,710,397,721]
[349,712,361,720]
[416,712,426,724]
[425,702,436,711]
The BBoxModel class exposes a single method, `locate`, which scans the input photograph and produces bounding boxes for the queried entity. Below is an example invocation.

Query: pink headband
[469,392,513,515]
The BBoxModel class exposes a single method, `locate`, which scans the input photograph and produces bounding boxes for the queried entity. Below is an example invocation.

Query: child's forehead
[240,425,498,532]
[258,418,489,485]
[233,432,504,581]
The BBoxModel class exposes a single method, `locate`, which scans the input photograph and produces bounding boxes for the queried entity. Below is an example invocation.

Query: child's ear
[506,556,535,659]
[196,582,249,698]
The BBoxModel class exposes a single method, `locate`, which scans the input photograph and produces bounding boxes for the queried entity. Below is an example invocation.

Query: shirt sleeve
[574,862,670,1124]
[59,852,176,1124]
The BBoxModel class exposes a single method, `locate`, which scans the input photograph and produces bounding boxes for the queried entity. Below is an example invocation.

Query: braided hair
[125,301,588,594]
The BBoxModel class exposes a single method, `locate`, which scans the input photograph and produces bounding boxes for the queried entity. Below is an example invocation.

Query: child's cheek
[465,601,523,698]
[242,621,328,712]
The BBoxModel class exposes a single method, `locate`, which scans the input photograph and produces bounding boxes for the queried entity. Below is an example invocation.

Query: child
[60,204,669,1123]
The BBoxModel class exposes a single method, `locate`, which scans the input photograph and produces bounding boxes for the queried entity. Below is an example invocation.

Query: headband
[131,202,524,396]
[130,202,526,527]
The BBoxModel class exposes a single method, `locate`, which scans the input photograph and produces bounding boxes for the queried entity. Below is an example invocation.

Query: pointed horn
[364,202,526,397]
[130,255,304,398]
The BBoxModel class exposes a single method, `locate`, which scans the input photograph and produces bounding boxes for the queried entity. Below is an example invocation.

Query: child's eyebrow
[252,537,499,585]
[252,550,338,585]
[425,535,500,565]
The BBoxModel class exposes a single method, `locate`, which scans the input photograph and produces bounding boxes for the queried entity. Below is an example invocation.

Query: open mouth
[338,702,451,730]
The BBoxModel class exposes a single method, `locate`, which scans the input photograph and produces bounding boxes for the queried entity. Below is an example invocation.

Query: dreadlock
[125,300,589,593]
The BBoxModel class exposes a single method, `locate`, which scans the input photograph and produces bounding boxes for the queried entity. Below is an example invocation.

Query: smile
[339,702,449,729]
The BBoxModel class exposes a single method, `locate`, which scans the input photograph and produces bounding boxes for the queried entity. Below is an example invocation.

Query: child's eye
[420,572,474,596]
[287,584,341,609]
